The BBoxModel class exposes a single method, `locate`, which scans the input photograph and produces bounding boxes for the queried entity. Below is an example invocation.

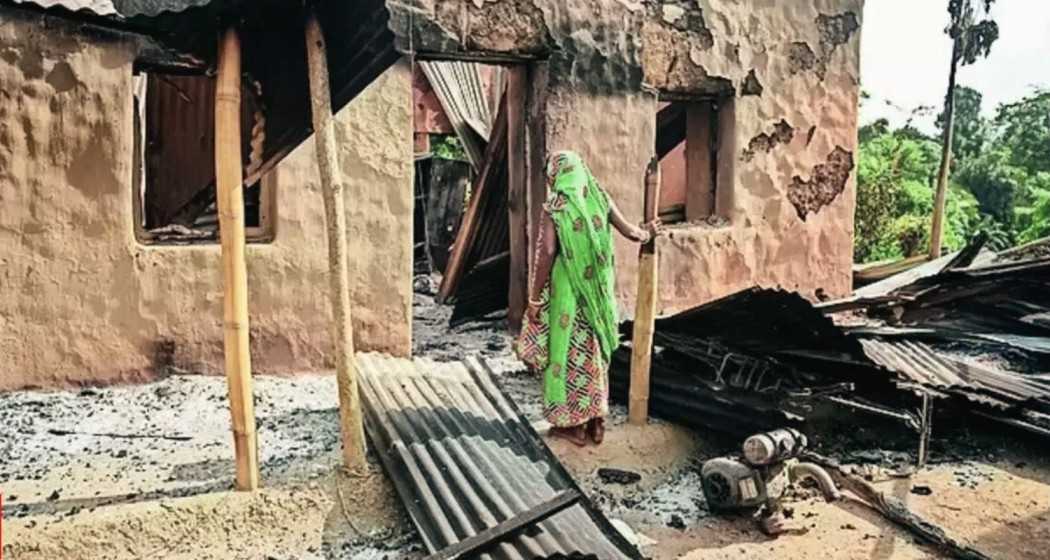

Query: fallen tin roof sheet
[634,288,868,361]
[358,353,640,560]
[858,338,1050,409]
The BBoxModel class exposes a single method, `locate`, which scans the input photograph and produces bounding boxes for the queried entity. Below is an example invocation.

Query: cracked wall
[387,0,863,316]
[0,11,413,390]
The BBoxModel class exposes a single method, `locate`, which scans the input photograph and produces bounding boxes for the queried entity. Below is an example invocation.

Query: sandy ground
[3,292,1049,559]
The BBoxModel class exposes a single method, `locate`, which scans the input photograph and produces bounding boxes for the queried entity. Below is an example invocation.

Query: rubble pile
[612,236,1050,455]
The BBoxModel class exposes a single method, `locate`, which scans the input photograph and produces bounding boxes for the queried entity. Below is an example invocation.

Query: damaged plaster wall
[387,0,862,316]
[0,11,413,390]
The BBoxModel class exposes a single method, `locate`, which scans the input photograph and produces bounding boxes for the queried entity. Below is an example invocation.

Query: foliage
[855,131,979,261]
[994,89,1050,174]
[947,0,999,67]
[954,147,1027,220]
[856,84,1050,263]
[431,134,467,161]
[1019,189,1050,243]
[936,86,988,162]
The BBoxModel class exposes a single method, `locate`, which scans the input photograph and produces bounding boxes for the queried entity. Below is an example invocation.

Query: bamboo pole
[628,158,661,425]
[304,11,367,471]
[215,26,259,491]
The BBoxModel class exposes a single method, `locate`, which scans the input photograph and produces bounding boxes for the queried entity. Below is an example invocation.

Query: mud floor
[2,293,1049,559]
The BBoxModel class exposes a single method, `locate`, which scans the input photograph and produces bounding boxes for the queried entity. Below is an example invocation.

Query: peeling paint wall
[388,0,862,315]
[0,11,413,390]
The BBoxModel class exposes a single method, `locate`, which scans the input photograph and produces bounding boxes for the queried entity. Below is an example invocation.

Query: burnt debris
[612,241,1050,459]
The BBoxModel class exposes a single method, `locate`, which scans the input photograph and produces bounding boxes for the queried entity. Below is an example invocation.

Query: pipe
[790,462,841,501]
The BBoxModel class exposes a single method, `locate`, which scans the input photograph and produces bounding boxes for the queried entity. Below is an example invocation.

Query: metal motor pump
[700,428,840,534]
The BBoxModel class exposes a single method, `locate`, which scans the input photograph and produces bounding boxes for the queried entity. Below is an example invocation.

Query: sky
[860,0,1050,135]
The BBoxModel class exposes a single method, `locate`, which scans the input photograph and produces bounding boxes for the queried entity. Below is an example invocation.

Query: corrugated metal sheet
[9,0,209,18]
[608,349,805,437]
[9,0,116,15]
[110,0,210,17]
[438,92,510,316]
[630,288,869,362]
[450,252,510,326]
[859,338,1050,410]
[358,353,640,559]
[419,61,504,170]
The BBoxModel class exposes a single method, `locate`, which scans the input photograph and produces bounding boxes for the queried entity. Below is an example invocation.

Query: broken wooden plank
[424,490,581,560]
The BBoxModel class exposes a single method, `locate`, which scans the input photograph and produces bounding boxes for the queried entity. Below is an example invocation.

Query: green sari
[540,151,620,405]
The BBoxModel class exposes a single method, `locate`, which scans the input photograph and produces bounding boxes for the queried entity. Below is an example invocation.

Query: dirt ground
[2,291,1049,559]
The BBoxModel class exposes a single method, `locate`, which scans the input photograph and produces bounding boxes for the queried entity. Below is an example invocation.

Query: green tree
[954,147,1026,221]
[935,85,988,162]
[995,89,1050,174]
[1019,188,1050,243]
[930,0,999,258]
[855,131,980,262]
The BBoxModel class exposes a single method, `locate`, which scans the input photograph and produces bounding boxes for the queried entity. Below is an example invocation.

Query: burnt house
[0,0,864,390]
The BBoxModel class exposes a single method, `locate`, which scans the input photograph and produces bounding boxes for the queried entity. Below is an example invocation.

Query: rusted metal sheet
[438,95,509,305]
[358,353,640,559]
[143,73,216,228]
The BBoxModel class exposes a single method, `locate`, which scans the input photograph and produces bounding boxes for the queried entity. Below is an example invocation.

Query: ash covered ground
[3,291,1050,560]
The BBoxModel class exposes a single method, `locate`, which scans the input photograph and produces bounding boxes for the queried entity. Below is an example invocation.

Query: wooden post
[305,11,367,471]
[917,392,933,469]
[215,26,259,491]
[628,159,661,425]
[506,65,528,333]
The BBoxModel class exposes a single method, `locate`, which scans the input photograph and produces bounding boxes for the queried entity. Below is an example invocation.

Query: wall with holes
[0,10,413,390]
[389,0,862,316]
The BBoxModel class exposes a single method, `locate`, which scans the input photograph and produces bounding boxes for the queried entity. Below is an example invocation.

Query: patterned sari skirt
[515,284,610,428]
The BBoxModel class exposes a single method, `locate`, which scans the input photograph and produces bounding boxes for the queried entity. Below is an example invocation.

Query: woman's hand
[632,218,663,244]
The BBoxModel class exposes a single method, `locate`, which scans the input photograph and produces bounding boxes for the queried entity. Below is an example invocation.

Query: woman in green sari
[515,151,660,446]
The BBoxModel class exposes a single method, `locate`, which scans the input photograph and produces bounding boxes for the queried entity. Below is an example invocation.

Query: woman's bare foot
[587,418,605,444]
[549,425,588,447]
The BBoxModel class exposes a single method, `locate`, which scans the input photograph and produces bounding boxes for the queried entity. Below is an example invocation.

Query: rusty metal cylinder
[742,428,808,466]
